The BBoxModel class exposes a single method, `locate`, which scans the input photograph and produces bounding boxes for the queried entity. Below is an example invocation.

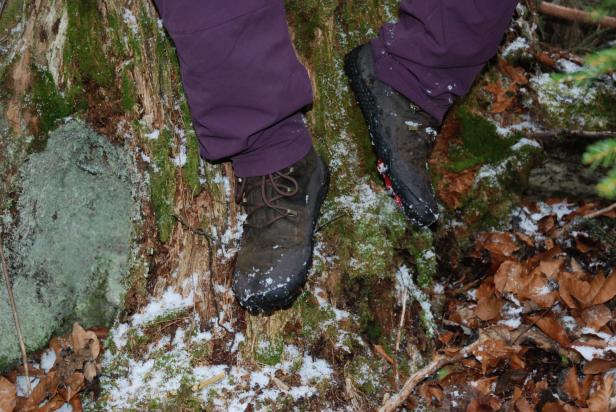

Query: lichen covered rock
[0,120,142,371]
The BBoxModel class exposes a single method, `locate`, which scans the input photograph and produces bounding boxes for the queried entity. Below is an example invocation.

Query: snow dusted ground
[97,279,339,410]
[94,237,359,410]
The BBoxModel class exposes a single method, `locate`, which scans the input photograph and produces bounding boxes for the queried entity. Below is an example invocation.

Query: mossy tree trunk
[1,0,441,407]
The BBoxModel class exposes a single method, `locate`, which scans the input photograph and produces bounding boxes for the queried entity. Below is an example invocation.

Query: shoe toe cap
[232,248,310,313]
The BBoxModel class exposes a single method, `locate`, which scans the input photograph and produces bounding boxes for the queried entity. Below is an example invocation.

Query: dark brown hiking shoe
[344,43,439,227]
[232,148,329,314]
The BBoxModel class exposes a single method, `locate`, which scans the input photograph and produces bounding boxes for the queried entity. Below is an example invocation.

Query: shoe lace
[235,169,300,229]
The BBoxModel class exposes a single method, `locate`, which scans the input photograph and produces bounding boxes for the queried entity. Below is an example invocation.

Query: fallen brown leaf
[528,314,571,348]
[494,260,526,294]
[58,373,84,402]
[580,305,612,331]
[592,270,616,305]
[515,397,534,412]
[521,271,559,308]
[473,376,498,396]
[83,362,97,383]
[586,374,613,412]
[563,366,582,404]
[419,382,443,406]
[482,233,520,259]
[475,295,504,321]
[70,396,84,412]
[471,338,520,374]
[71,323,100,359]
[539,259,564,279]
[0,377,16,412]
[583,359,616,375]
[498,59,528,85]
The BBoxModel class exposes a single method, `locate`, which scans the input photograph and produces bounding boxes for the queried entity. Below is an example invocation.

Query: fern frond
[583,139,616,169]
[597,167,616,199]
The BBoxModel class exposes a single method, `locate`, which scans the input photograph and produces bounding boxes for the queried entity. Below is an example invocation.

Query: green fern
[583,139,616,199]
[597,167,616,199]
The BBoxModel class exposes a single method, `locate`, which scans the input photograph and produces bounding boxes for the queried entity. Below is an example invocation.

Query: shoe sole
[344,47,438,227]
[245,158,330,315]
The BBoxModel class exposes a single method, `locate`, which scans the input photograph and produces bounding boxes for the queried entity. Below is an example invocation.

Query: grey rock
[0,120,141,371]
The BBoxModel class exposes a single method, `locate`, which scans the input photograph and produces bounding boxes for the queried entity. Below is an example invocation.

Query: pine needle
[0,233,32,396]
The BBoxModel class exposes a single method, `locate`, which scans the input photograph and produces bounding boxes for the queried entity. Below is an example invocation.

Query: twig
[528,130,616,141]
[538,2,616,29]
[379,334,489,412]
[586,202,616,219]
[394,294,407,390]
[379,325,582,412]
[315,211,349,233]
[173,213,234,334]
[0,234,32,396]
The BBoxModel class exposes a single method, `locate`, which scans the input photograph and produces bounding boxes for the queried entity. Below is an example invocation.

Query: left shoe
[344,43,440,227]
[231,148,329,314]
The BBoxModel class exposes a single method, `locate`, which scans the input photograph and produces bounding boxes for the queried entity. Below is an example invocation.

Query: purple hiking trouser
[154,0,518,177]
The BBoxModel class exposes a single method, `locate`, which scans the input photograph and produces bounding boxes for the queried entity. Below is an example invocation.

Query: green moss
[255,337,284,366]
[65,0,116,89]
[0,0,24,36]
[446,107,518,172]
[106,11,127,57]
[28,68,73,142]
[181,100,202,195]
[348,354,386,397]
[296,291,336,338]
[149,128,177,243]
[534,75,616,131]
[459,140,544,230]
[121,68,136,112]
[409,228,436,289]
[357,298,382,342]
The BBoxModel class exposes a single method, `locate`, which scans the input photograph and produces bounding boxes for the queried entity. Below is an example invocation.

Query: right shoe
[231,148,329,314]
[344,43,440,227]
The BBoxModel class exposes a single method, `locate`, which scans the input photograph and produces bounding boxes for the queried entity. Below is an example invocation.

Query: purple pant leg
[154,0,313,177]
[372,0,519,123]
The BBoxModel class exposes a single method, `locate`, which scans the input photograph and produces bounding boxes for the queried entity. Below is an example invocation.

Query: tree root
[378,325,582,412]
[538,2,616,29]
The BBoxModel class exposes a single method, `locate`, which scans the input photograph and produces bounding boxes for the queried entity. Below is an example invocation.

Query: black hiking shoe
[344,43,439,226]
[232,148,329,314]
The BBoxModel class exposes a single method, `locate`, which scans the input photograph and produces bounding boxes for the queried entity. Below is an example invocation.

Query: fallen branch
[529,130,616,141]
[586,202,616,219]
[379,334,489,412]
[0,234,32,396]
[538,2,616,29]
[378,325,582,412]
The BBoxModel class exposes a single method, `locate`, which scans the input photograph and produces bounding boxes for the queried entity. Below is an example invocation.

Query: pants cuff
[231,113,313,177]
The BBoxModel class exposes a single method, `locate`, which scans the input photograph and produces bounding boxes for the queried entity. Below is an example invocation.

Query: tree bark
[1,0,438,408]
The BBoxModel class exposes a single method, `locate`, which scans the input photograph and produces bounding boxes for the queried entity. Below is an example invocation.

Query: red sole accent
[376,159,403,207]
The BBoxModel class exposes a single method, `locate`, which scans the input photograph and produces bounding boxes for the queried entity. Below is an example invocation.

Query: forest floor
[1,2,616,412]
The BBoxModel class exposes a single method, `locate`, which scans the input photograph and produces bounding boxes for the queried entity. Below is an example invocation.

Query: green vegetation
[255,338,284,366]
[181,99,202,195]
[121,68,136,112]
[28,68,73,140]
[583,138,616,198]
[446,107,518,172]
[409,229,436,288]
[150,128,177,243]
[65,1,115,90]
[0,0,24,36]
